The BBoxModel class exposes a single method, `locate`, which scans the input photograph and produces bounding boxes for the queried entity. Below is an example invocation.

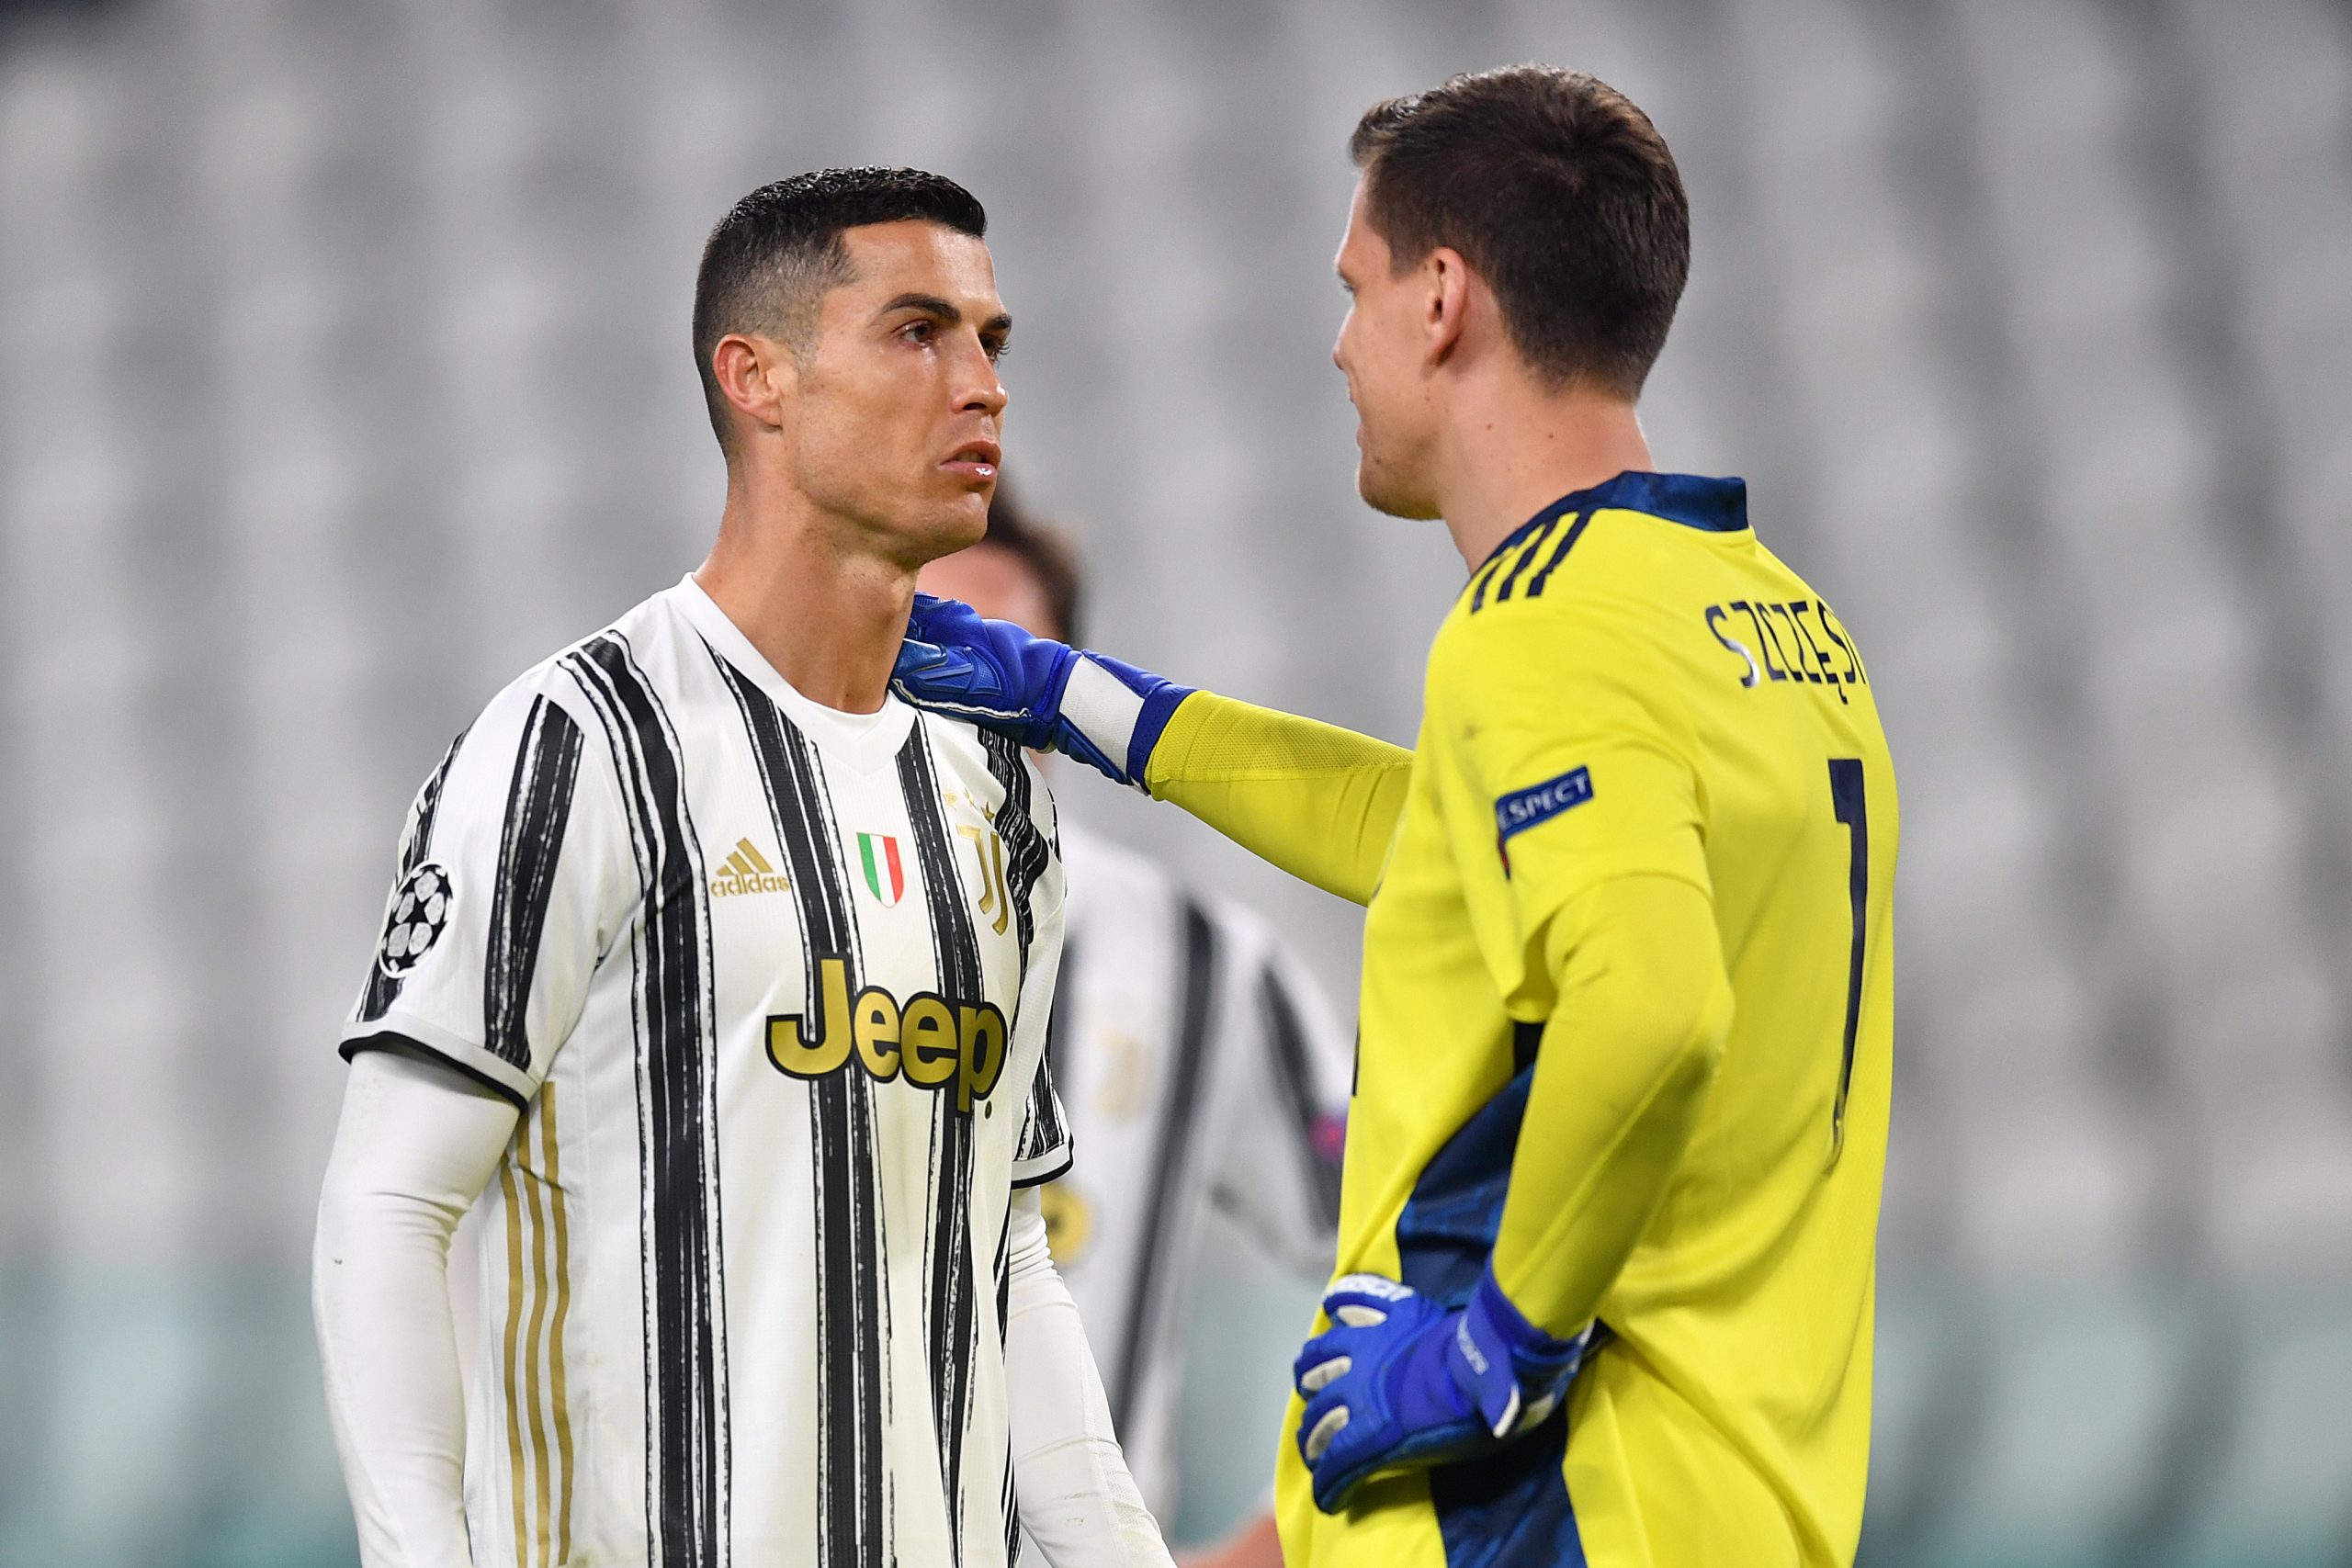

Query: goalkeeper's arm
[1290,871,1736,1512]
[1487,874,1734,1337]
[1143,692,1412,907]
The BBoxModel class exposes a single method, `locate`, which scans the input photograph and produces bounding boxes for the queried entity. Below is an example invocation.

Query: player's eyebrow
[876,292,1014,340]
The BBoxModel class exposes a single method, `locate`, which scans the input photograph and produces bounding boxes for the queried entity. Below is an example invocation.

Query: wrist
[1059,653,1195,789]
[1449,1269,1589,1438]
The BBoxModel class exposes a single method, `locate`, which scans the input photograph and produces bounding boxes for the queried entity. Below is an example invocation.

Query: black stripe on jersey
[820,1036,890,1568]
[1466,507,1554,613]
[483,696,585,1069]
[716,657,863,963]
[1487,511,1565,607]
[1521,510,1596,601]
[995,1206,1019,1564]
[978,731,1047,973]
[898,727,986,1566]
[992,1206,1014,1349]
[1261,963,1341,1231]
[983,727,1069,1185]
[1110,897,1219,1431]
[359,728,468,1022]
[565,635,729,1568]
[710,651,888,1568]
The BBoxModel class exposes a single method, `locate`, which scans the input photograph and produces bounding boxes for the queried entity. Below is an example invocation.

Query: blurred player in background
[918,487,1352,1568]
[891,66,1898,1568]
[313,168,1175,1568]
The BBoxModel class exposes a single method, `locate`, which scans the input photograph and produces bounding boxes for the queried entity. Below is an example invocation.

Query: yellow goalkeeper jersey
[1238,473,1897,1568]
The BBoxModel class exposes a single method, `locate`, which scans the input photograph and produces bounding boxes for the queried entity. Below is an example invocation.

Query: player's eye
[899,320,936,346]
[983,337,1010,363]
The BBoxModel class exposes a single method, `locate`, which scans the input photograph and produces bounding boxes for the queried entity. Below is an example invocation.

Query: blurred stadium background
[3,0,2349,1562]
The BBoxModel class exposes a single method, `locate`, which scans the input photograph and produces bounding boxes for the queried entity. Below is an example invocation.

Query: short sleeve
[1430,600,1710,1014]
[1208,923,1351,1274]
[1011,1055,1075,1189]
[340,671,631,1108]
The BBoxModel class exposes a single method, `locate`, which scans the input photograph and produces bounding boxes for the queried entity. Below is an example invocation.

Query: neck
[1431,380,1656,571]
[694,464,912,715]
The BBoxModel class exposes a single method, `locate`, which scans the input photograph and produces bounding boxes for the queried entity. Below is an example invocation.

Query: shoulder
[1455,516,1683,629]
[435,589,694,805]
[1430,563,1656,699]
[537,584,707,722]
[1453,474,1747,627]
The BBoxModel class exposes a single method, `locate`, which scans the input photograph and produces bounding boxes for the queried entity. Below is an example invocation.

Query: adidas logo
[710,838,791,897]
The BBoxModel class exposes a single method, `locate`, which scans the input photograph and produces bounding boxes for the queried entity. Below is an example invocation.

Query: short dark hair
[692,167,989,448]
[1350,66,1689,399]
[977,479,1084,643]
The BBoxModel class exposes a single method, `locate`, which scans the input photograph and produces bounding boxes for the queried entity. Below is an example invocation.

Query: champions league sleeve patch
[377,861,456,976]
[1493,766,1594,873]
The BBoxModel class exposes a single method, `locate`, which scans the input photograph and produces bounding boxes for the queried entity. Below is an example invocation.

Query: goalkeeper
[893,66,1897,1568]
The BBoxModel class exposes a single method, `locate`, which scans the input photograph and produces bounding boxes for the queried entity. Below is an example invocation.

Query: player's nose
[958,362,1008,419]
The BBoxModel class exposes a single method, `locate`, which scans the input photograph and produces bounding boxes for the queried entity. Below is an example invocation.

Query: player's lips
[943,439,1001,479]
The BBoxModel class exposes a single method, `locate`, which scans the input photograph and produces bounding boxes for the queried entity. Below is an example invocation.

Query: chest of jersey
[677,703,1038,1127]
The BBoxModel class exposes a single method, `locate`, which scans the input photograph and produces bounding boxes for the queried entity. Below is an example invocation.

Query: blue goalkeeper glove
[890,592,1194,789]
[1293,1269,1590,1513]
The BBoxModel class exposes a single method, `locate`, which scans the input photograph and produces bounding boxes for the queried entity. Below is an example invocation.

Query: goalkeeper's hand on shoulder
[891,592,1193,789]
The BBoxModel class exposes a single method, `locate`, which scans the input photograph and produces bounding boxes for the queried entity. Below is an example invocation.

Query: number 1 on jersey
[1827,759,1868,1165]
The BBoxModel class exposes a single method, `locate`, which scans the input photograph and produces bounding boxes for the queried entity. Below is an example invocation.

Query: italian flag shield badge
[857,831,906,908]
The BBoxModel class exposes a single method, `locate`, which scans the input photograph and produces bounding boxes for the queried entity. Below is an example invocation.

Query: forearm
[314,1050,519,1568]
[1002,1188,1174,1568]
[1489,874,1734,1336]
[1144,692,1413,906]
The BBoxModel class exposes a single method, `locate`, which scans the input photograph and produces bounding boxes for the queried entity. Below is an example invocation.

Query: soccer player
[312,169,1177,1568]
[918,488,1352,1568]
[888,66,1899,1568]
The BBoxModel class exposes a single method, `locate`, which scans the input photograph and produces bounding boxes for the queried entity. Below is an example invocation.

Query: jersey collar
[1478,470,1751,570]
[667,574,917,769]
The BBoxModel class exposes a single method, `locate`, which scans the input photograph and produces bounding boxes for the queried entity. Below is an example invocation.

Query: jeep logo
[767,956,1009,1113]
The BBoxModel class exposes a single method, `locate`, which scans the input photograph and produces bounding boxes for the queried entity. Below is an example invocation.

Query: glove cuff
[1060,652,1195,790]
[1453,1269,1589,1438]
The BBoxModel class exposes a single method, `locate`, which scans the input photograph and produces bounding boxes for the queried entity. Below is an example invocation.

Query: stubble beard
[1354,428,1441,522]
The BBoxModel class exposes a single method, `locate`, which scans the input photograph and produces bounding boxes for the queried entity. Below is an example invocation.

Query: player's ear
[711,333,795,438]
[1422,246,1472,369]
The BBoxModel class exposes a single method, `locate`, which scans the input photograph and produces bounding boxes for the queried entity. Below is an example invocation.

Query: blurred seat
[2159,1292,2352,1567]
[1906,1280,2195,1568]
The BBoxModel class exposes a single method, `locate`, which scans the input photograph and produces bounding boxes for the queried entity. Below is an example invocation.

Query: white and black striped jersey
[1035,826,1351,1525]
[340,577,1072,1568]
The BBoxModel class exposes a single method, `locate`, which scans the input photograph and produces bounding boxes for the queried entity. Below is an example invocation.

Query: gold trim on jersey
[500,1083,575,1567]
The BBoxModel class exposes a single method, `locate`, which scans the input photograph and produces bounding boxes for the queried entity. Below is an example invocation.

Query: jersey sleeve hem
[1010,1146,1075,1189]
[339,1014,537,1111]
[1515,855,1714,917]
